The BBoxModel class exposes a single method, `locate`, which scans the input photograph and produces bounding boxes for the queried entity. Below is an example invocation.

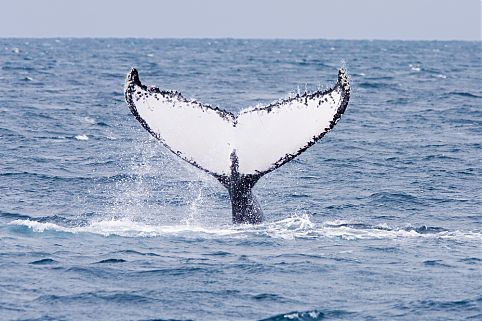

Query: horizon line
[0,36,480,42]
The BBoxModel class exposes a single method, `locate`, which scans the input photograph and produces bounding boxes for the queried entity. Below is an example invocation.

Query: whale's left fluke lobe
[124,68,235,184]
[124,68,350,223]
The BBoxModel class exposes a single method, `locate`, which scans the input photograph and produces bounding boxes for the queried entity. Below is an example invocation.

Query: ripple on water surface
[0,39,480,321]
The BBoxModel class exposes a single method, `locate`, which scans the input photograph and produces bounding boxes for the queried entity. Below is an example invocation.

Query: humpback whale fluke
[124,68,350,224]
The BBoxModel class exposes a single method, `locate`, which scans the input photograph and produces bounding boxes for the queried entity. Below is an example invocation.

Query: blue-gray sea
[0,39,481,321]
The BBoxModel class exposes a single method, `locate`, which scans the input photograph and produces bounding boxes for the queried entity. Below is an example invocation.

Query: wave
[29,258,57,265]
[7,215,482,241]
[448,91,481,99]
[35,291,153,304]
[393,296,482,316]
[358,82,390,89]
[258,309,352,321]
[75,134,89,141]
[95,258,127,264]
[254,217,482,241]
[8,218,240,238]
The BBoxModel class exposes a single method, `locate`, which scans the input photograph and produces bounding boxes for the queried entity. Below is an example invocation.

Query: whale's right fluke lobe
[234,69,350,182]
[125,68,350,223]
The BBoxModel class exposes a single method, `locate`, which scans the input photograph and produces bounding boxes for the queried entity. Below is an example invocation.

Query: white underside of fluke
[133,95,234,175]
[235,90,343,174]
[125,69,350,179]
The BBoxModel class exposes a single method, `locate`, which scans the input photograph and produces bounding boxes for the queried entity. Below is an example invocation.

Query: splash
[9,218,239,238]
[95,132,227,226]
[259,309,351,321]
[8,215,482,241]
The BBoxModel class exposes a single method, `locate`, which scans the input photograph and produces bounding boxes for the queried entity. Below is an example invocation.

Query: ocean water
[0,39,481,321]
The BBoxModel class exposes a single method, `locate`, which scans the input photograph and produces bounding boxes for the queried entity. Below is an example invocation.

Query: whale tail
[124,68,350,223]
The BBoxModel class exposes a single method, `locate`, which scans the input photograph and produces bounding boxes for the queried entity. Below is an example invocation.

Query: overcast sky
[1,0,480,40]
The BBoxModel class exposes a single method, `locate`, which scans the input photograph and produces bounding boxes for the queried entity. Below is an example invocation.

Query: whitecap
[8,217,482,241]
[409,64,421,72]
[83,219,240,237]
[9,219,241,238]
[75,134,89,141]
[252,216,482,241]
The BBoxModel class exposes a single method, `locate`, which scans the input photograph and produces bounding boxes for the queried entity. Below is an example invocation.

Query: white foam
[409,64,421,72]
[13,220,69,233]
[241,216,482,241]
[9,217,482,241]
[9,219,241,238]
[75,134,89,141]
